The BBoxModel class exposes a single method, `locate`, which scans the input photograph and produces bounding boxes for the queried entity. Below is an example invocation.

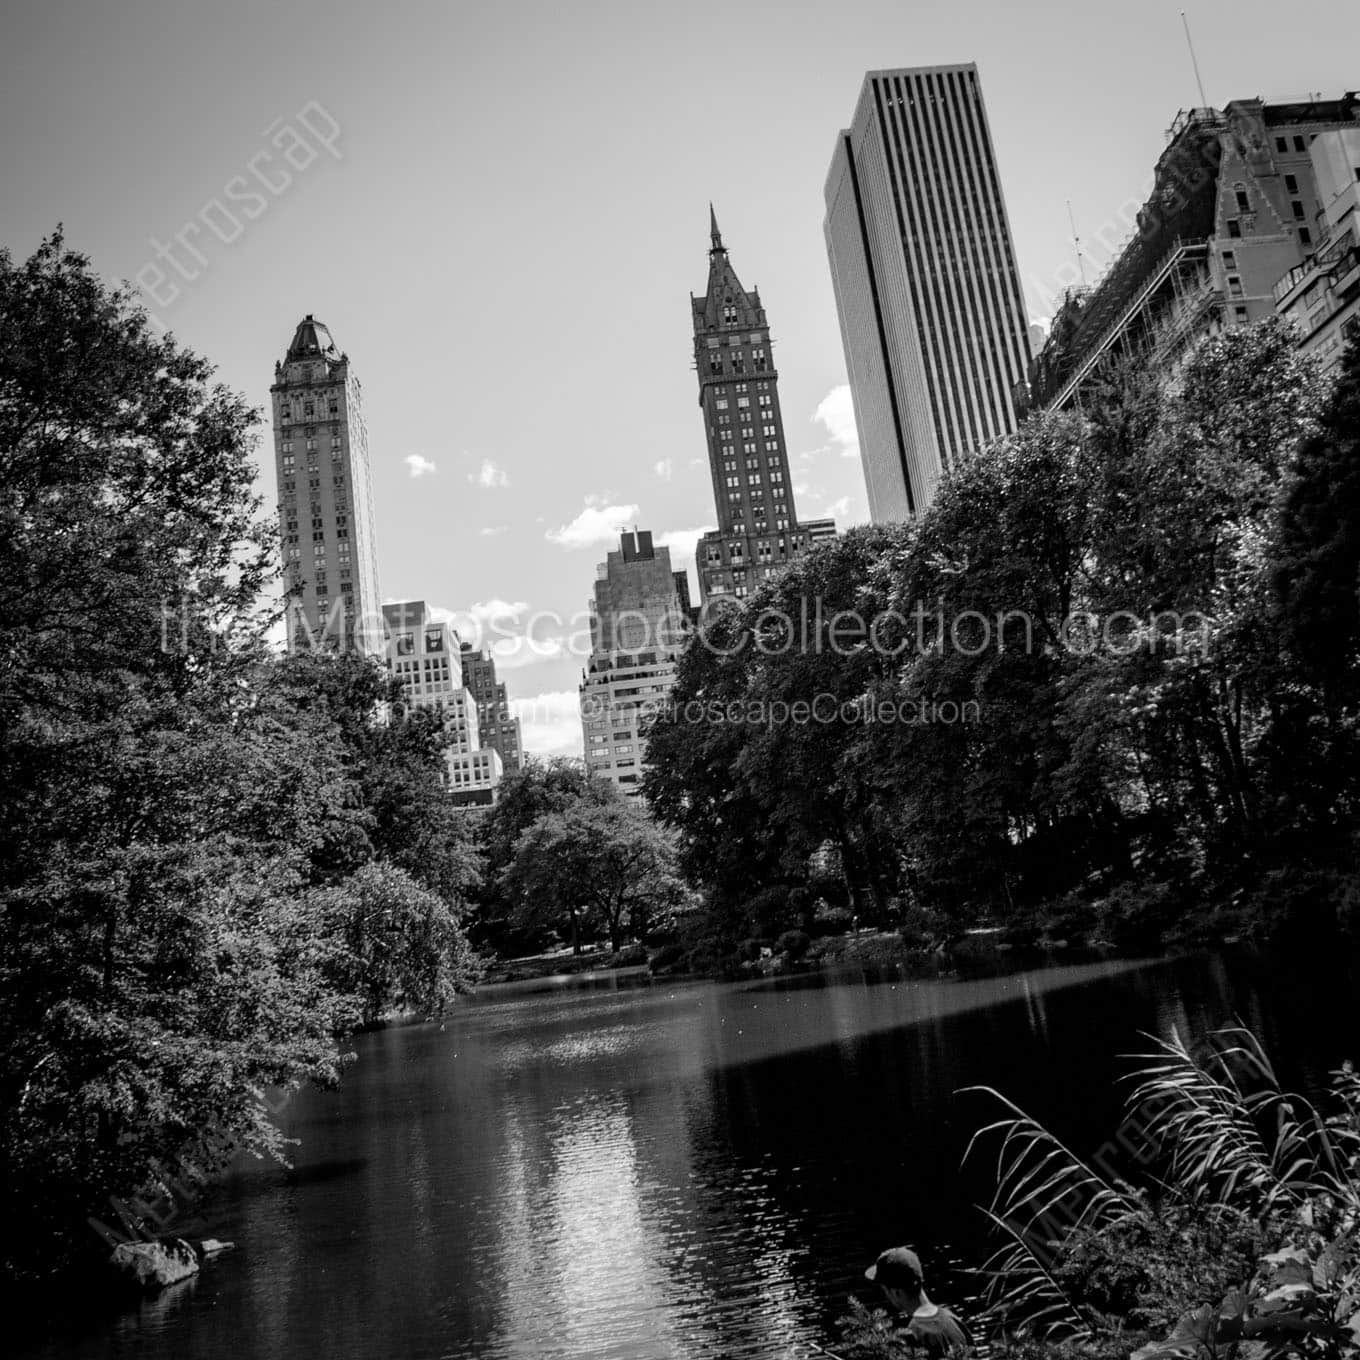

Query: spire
[709,203,725,254]
[285,314,341,364]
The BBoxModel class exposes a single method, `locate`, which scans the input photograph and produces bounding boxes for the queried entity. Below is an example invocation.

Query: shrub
[777,929,811,961]
[1090,880,1180,952]
[967,1025,1360,1352]
[608,942,648,968]
[647,943,686,974]
[744,885,794,937]
[813,903,854,935]
[898,902,947,949]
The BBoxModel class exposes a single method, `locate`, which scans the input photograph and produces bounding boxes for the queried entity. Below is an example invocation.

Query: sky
[2,0,1357,756]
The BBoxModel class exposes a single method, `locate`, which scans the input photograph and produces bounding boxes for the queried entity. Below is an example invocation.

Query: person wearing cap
[864,1246,971,1356]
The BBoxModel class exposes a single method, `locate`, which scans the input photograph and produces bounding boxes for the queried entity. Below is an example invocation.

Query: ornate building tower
[691,211,834,602]
[271,315,382,651]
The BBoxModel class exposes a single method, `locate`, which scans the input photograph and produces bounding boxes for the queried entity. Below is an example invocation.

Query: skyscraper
[691,211,834,603]
[1032,94,1360,405]
[383,600,504,808]
[824,65,1031,520]
[272,315,381,650]
[579,531,688,799]
[461,642,524,773]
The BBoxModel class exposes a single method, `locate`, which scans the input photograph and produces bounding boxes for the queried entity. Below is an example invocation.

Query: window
[762,423,776,437]
[709,354,723,375]
[1227,219,1242,238]
[1299,226,1312,246]
[1222,250,1236,268]
[1234,187,1250,213]
[752,347,767,372]
[758,393,772,408]
[722,304,738,324]
[1275,136,1288,153]
[1284,174,1298,194]
[1234,305,1249,322]
[1293,136,1306,152]
[744,441,757,454]
[737,396,750,408]
[741,426,754,439]
[1227,275,1243,297]
[1291,200,1305,220]
[715,399,729,411]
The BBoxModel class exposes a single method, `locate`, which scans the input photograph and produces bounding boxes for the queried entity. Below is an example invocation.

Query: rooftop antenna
[1180,10,1209,108]
[1067,200,1087,286]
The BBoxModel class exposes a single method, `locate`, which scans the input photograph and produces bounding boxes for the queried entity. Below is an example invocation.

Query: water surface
[21,951,1360,1359]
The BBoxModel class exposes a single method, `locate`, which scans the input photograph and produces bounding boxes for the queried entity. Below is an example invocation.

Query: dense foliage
[503,800,686,953]
[0,236,479,1281]
[840,1028,1360,1360]
[644,325,1360,957]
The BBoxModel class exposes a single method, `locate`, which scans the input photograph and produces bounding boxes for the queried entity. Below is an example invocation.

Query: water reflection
[17,952,1360,1360]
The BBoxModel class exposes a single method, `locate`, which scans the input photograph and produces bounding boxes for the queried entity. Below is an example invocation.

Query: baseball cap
[865,1246,924,1290]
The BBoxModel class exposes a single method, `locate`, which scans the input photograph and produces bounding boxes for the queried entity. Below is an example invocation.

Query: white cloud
[470,458,509,489]
[814,385,860,459]
[479,525,508,537]
[429,599,587,671]
[512,689,585,759]
[653,458,674,481]
[546,501,639,549]
[654,524,715,582]
[820,495,851,522]
[404,453,438,478]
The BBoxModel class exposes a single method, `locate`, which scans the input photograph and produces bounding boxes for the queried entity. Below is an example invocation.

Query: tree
[309,863,479,1027]
[1273,339,1360,707]
[0,234,356,1277]
[504,802,684,953]
[471,756,617,952]
[269,651,483,906]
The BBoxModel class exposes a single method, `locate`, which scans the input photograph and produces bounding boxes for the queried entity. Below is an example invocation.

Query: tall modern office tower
[272,315,382,650]
[824,65,1032,520]
[461,642,524,773]
[579,531,688,799]
[691,211,834,602]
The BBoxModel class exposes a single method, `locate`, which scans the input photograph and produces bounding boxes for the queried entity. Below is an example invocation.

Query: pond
[20,951,1360,1358]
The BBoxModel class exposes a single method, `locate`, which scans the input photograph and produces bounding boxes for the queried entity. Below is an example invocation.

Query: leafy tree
[309,862,479,1026]
[504,802,684,953]
[0,234,356,1277]
[269,651,483,905]
[1267,339,1360,843]
[471,756,617,952]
